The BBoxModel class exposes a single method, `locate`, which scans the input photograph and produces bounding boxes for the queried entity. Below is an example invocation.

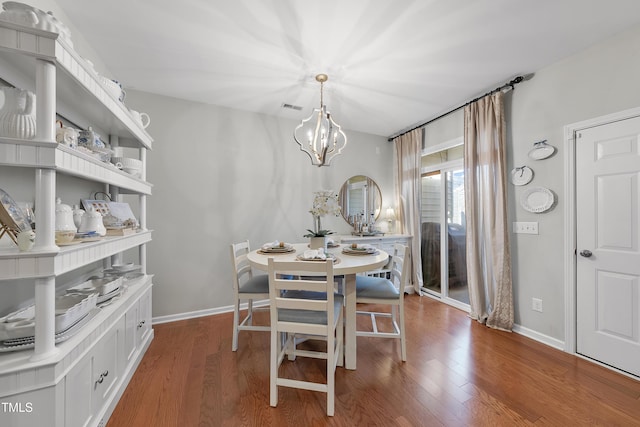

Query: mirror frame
[338,175,382,225]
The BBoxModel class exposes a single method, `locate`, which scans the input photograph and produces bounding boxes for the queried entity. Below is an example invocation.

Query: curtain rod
[387,75,527,142]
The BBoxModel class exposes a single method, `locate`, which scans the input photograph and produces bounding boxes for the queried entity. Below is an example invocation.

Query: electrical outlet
[532,298,543,312]
[513,222,539,234]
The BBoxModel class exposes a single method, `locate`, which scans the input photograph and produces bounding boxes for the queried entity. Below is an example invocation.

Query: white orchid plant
[304,190,341,237]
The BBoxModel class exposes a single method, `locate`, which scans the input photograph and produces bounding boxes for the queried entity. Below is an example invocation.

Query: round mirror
[338,175,382,225]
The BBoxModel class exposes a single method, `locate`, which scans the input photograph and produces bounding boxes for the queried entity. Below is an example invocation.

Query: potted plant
[305,190,341,251]
[304,228,335,250]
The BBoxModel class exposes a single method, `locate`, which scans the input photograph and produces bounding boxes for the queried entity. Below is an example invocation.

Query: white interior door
[576,116,640,377]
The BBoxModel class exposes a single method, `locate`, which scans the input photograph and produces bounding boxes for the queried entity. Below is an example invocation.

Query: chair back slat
[230,240,255,290]
[388,244,409,291]
[268,258,336,323]
[275,297,328,312]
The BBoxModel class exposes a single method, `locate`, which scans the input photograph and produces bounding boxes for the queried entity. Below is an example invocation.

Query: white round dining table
[247,242,389,370]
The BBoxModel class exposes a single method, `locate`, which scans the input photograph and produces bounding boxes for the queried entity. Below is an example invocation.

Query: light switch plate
[513,221,538,234]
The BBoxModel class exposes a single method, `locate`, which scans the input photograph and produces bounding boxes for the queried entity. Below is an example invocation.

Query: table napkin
[303,249,326,260]
[354,244,373,250]
[262,240,281,249]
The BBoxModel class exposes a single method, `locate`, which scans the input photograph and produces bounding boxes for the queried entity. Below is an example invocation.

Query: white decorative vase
[0,87,36,139]
[17,229,35,252]
[309,236,327,251]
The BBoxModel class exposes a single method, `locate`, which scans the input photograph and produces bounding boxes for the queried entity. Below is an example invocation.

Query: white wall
[122,90,392,318]
[420,23,640,343]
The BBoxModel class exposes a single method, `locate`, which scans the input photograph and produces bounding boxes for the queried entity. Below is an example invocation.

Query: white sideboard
[338,234,412,254]
[0,17,154,427]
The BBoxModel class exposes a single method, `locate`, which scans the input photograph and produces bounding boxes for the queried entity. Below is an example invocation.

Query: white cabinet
[0,18,154,427]
[124,287,151,369]
[64,318,121,427]
[0,277,153,427]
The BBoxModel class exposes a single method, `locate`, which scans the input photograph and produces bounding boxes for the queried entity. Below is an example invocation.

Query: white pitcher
[0,87,36,139]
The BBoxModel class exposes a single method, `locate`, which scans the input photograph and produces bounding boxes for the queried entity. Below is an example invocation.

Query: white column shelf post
[31,276,59,361]
[34,58,57,251]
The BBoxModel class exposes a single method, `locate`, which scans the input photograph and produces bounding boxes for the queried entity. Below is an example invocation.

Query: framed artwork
[82,200,138,228]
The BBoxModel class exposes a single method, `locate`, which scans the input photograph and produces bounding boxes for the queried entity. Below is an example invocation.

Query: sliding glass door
[420,147,469,309]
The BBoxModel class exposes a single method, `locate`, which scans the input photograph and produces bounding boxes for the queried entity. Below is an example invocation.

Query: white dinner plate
[520,187,555,213]
[510,166,534,186]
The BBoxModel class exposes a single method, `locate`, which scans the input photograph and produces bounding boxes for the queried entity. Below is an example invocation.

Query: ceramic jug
[0,87,36,139]
[55,198,76,232]
[72,204,85,230]
[55,120,78,148]
[79,206,106,236]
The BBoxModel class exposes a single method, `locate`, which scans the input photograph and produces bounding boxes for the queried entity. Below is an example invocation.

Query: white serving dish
[0,309,101,351]
[0,293,98,341]
[104,263,141,274]
[111,156,142,170]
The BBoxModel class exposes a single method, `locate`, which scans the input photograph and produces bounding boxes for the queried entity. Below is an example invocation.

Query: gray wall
[122,91,392,318]
[4,2,640,344]
[420,23,640,343]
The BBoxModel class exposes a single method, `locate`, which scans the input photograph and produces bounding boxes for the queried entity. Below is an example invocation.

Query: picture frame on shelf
[82,199,139,234]
[0,188,32,244]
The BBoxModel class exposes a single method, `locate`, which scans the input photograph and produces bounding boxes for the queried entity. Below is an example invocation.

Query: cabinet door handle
[94,370,109,387]
[138,320,146,328]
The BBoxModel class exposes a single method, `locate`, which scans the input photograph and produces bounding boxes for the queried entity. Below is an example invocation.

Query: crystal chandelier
[294,74,347,167]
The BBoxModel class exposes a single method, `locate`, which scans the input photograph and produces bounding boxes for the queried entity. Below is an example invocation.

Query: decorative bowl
[55,230,76,244]
[111,157,141,170]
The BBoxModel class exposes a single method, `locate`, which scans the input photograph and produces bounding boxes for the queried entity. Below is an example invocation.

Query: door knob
[579,250,592,258]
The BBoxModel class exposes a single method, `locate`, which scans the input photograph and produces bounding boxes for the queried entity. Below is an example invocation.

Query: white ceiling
[55,0,640,137]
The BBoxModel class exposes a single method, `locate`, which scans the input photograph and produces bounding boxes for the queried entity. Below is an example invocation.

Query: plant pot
[309,236,327,252]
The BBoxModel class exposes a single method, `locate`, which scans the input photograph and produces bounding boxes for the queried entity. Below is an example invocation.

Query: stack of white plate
[66,276,124,304]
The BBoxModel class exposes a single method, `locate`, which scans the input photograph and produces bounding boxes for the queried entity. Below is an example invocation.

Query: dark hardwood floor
[107,295,640,426]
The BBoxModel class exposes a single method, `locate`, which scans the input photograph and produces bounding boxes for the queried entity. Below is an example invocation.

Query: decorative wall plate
[520,187,556,213]
[528,140,556,160]
[510,166,534,186]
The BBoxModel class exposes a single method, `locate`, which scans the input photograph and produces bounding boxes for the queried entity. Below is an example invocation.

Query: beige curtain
[394,128,424,294]
[464,92,513,331]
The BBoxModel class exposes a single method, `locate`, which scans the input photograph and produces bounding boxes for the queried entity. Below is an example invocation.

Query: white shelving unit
[0,20,154,427]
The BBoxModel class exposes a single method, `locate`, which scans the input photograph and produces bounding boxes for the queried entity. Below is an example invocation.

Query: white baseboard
[512,323,565,351]
[152,299,269,325]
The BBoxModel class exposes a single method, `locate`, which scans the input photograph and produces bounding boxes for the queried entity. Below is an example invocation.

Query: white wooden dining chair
[268,258,344,416]
[230,240,270,351]
[355,243,409,361]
